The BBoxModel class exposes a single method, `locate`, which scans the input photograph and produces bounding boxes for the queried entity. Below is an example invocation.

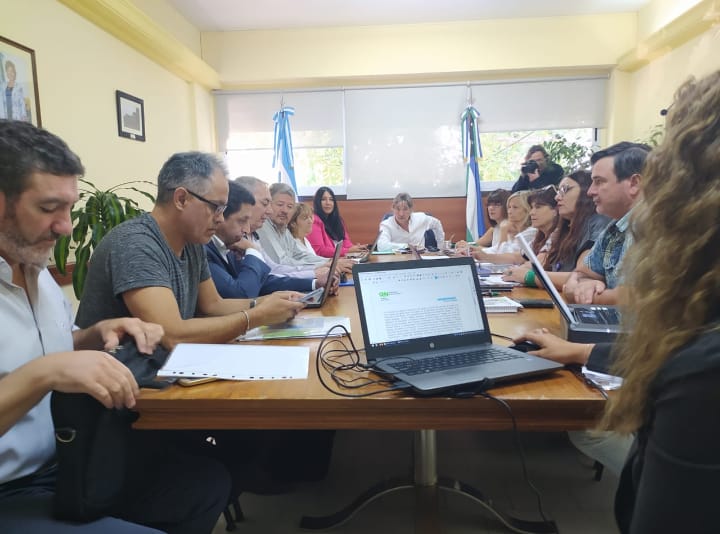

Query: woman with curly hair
[307,186,367,257]
[516,70,720,533]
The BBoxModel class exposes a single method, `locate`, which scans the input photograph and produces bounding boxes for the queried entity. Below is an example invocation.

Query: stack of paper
[237,316,350,341]
[157,344,309,380]
[483,296,524,313]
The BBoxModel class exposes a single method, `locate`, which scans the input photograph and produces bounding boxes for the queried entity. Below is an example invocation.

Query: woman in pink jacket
[308,186,367,257]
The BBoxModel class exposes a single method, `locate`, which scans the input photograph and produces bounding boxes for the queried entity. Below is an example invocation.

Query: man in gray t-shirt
[77,212,206,325]
[76,152,303,345]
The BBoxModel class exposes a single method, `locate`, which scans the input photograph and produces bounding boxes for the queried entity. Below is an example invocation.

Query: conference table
[135,254,606,534]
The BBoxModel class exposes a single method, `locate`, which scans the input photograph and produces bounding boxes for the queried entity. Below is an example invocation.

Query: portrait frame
[0,35,42,126]
[115,90,145,142]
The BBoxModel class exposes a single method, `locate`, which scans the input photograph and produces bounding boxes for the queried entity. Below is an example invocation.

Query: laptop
[303,241,342,308]
[517,234,624,343]
[352,257,562,394]
[347,232,381,263]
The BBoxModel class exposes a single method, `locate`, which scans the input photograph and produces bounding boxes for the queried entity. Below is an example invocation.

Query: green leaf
[72,244,92,300]
[53,235,71,274]
[72,212,89,246]
[102,194,124,228]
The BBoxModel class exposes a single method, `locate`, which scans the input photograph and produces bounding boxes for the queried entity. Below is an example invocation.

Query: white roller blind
[214,77,607,199]
[343,78,606,199]
[215,91,344,151]
[344,85,468,199]
[469,78,606,132]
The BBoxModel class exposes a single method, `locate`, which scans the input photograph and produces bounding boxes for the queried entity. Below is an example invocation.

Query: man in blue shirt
[563,142,650,305]
[205,180,319,298]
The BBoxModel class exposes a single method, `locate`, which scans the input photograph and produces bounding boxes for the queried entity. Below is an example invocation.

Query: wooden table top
[135,255,606,432]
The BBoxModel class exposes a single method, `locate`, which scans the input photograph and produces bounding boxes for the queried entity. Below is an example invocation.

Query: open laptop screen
[517,234,577,324]
[355,260,487,350]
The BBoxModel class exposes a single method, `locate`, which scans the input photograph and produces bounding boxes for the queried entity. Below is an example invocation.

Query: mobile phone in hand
[300,287,324,303]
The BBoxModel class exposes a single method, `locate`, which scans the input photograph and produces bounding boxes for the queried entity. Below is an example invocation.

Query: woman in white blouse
[288,202,317,255]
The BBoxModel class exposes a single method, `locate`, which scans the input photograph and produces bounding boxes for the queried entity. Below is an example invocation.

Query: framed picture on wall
[0,35,42,126]
[115,90,145,142]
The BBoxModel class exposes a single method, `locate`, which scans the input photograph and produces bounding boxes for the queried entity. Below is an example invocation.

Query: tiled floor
[212,429,620,534]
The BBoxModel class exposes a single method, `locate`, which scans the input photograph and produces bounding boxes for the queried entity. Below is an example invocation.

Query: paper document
[483,296,523,313]
[157,343,309,380]
[237,316,350,341]
[581,366,623,391]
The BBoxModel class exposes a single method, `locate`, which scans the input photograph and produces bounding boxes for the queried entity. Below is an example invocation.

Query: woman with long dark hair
[307,186,366,257]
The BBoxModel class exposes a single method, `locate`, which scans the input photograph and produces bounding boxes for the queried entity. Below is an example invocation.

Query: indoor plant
[53,179,155,299]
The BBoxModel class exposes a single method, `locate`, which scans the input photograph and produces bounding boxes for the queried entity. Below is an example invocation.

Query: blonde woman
[472,190,536,264]
[288,203,316,255]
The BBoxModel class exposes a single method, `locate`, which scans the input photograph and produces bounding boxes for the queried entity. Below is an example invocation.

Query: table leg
[299,429,558,534]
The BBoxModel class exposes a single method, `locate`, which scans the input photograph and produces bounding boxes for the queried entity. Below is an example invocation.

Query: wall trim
[58,0,221,89]
[617,0,720,72]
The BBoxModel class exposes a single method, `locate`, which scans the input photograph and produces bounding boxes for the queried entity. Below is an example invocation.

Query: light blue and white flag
[461,106,484,241]
[272,106,297,192]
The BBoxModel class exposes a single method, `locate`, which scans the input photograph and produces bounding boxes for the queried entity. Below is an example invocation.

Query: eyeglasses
[183,188,227,215]
[537,184,558,193]
[557,184,577,197]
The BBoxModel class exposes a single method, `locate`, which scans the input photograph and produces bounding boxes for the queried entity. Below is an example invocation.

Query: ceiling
[166,0,651,32]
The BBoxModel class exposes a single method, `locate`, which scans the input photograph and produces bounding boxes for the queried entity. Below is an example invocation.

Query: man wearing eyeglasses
[511,145,564,193]
[76,151,304,345]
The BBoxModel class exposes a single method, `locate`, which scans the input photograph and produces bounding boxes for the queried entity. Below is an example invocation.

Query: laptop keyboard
[387,348,519,376]
[574,306,621,325]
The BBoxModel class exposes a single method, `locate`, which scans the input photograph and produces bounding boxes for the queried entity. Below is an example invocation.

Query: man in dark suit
[205,180,319,298]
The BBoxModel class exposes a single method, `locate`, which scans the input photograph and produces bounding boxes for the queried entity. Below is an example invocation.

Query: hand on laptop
[315,268,339,294]
[346,243,368,254]
[563,275,607,304]
[514,328,594,365]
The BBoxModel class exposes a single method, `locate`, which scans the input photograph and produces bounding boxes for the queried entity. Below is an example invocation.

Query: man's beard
[0,210,57,268]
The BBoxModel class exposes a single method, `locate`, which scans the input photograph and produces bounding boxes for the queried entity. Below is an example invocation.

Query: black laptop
[517,234,624,343]
[347,232,380,263]
[303,241,342,309]
[352,257,562,394]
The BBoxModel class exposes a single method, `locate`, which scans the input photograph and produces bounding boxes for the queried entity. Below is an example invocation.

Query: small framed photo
[0,35,42,126]
[115,90,145,142]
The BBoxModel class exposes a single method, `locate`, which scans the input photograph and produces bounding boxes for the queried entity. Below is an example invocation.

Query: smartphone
[300,287,324,303]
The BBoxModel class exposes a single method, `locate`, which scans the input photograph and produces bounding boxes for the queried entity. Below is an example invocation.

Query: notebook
[352,257,562,394]
[517,234,624,343]
[304,241,342,309]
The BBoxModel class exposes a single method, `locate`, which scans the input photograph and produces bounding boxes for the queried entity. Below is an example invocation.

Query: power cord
[315,324,410,397]
[480,391,556,531]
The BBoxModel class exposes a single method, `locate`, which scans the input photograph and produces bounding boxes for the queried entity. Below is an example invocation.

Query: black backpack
[51,342,169,521]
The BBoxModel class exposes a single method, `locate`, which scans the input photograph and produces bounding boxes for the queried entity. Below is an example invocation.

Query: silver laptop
[303,241,342,309]
[517,234,624,343]
[349,231,380,263]
[352,257,562,395]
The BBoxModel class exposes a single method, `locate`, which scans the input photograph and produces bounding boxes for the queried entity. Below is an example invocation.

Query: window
[216,91,345,196]
[215,77,605,199]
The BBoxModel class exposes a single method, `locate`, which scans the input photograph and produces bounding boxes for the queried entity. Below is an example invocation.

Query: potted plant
[542,134,592,172]
[53,179,155,299]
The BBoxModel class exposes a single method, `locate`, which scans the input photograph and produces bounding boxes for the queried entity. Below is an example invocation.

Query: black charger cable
[315,324,410,397]
[480,391,556,531]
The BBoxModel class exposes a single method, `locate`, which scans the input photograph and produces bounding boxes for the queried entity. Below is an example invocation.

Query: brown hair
[599,70,720,433]
[288,202,313,239]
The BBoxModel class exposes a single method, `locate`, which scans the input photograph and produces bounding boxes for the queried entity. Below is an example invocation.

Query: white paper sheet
[157,343,309,380]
